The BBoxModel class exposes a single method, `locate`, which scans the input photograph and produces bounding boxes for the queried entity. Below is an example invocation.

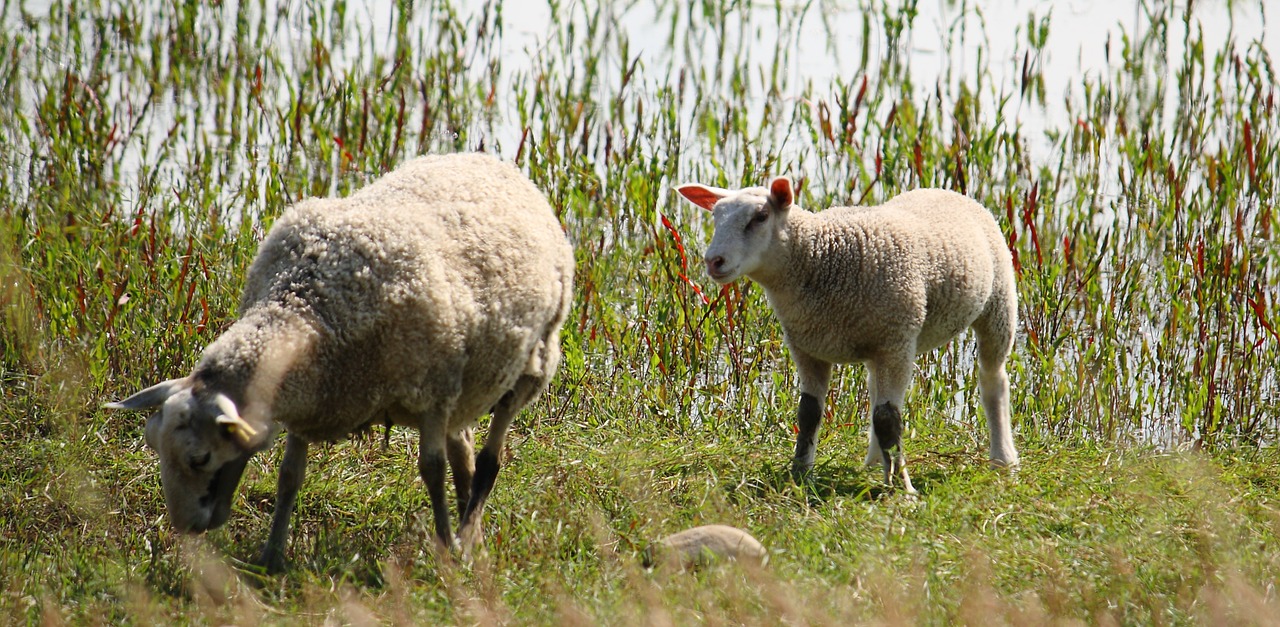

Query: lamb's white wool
[677,177,1018,493]
[110,153,574,571]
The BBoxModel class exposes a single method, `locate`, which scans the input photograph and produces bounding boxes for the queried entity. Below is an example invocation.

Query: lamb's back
[856,189,1008,352]
[775,189,1007,360]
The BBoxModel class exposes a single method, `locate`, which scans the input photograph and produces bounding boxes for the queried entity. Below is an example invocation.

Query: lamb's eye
[747,211,768,230]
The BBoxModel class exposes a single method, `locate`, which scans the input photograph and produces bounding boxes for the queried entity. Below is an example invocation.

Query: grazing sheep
[676,177,1018,493]
[108,153,574,571]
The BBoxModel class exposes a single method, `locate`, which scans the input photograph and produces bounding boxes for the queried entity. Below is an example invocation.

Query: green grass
[3,0,1279,623]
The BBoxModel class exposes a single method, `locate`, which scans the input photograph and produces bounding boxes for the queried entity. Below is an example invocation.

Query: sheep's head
[107,377,274,533]
[676,176,795,284]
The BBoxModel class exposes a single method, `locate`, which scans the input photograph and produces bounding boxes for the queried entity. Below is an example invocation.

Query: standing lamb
[676,177,1018,493]
[108,153,574,572]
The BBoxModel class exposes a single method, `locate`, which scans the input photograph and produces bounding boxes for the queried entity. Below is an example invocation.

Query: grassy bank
[2,0,1278,622]
[7,415,1280,623]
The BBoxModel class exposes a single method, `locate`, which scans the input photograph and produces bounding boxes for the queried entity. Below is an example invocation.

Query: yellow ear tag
[216,414,259,444]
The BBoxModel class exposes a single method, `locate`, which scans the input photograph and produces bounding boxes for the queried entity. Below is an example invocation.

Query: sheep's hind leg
[457,374,544,556]
[447,428,475,515]
[789,350,832,482]
[259,433,308,573]
[978,360,1018,467]
[872,402,913,493]
[974,305,1019,468]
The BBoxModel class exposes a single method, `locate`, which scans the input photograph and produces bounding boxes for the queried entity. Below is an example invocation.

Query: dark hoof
[256,542,286,575]
[257,548,287,575]
[790,461,814,484]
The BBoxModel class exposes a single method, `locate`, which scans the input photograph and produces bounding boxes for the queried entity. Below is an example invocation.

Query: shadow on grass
[737,458,944,505]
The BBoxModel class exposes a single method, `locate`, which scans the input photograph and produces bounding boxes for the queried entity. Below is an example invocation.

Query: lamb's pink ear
[769,177,794,210]
[675,184,729,211]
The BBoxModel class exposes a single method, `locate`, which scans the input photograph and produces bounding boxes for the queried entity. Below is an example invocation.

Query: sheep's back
[239,153,573,440]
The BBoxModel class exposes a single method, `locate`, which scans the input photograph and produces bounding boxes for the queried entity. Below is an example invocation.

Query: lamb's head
[108,377,271,533]
[676,176,795,284]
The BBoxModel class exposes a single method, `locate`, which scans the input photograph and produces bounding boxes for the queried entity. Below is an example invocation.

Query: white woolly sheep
[108,153,574,572]
[677,177,1018,493]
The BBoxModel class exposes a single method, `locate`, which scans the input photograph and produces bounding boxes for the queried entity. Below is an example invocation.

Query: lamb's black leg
[458,375,541,556]
[872,401,901,481]
[789,351,833,482]
[791,392,824,481]
[872,402,915,493]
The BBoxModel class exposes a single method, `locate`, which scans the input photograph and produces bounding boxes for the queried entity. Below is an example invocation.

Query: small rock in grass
[646,524,767,570]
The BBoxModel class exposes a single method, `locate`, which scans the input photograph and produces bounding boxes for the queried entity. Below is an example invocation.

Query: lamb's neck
[746,209,829,293]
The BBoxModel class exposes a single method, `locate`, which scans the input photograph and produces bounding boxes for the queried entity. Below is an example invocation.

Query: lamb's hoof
[882,477,919,498]
[991,458,1020,483]
[455,537,488,564]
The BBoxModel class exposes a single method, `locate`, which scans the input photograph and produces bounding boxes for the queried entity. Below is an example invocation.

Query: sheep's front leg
[863,370,883,467]
[868,355,917,494]
[418,427,456,551]
[259,433,308,573]
[457,374,541,556]
[790,350,832,482]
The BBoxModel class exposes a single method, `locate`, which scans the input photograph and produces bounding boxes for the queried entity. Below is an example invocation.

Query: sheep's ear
[768,177,794,211]
[106,377,193,411]
[212,393,262,450]
[675,184,729,211]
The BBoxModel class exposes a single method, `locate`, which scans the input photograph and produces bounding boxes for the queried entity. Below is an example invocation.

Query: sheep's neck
[197,307,320,427]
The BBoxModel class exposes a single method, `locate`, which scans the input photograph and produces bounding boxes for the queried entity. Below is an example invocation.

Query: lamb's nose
[706,255,725,274]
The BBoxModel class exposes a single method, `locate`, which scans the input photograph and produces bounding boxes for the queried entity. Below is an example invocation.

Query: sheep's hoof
[790,460,814,484]
[438,535,462,555]
[257,547,287,575]
[990,458,1020,483]
[878,449,918,496]
[990,456,1020,470]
